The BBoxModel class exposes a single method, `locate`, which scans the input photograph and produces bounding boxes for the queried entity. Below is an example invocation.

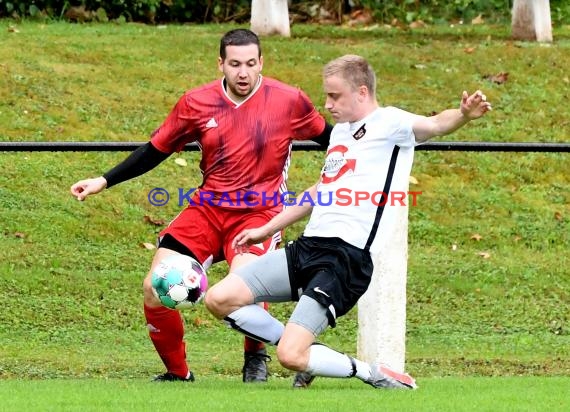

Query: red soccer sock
[243,302,269,353]
[144,304,189,378]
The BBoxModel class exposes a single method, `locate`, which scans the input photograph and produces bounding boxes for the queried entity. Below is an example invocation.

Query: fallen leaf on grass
[451,244,458,251]
[493,324,504,332]
[483,72,509,84]
[409,20,427,29]
[8,26,19,33]
[14,232,26,238]
[347,9,374,26]
[471,14,484,25]
[464,47,476,54]
[174,157,187,167]
[140,242,156,250]
[554,211,563,221]
[478,252,491,259]
[390,18,407,29]
[143,215,166,226]
[409,175,419,184]
[470,233,483,241]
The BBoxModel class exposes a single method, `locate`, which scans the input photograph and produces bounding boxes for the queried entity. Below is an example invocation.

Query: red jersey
[150,76,325,210]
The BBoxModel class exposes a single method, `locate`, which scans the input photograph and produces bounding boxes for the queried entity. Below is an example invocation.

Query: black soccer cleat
[242,348,271,383]
[152,371,195,382]
[292,371,315,388]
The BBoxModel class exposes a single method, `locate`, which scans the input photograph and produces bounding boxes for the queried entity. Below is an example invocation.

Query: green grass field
[0,21,569,411]
[2,377,569,412]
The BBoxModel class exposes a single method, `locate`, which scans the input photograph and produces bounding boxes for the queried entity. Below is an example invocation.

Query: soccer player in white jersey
[205,54,492,389]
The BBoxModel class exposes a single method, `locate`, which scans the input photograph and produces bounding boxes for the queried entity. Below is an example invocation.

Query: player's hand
[70,177,107,201]
[460,90,492,120]
[232,227,272,255]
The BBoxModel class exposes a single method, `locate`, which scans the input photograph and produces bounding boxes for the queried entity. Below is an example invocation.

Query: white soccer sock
[224,304,284,345]
[306,344,372,380]
[353,359,373,381]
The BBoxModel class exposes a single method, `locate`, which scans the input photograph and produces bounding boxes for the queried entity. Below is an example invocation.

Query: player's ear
[358,85,368,102]
[259,55,263,71]
[218,56,224,73]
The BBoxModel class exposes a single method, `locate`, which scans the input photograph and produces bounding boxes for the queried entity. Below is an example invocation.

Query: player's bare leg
[281,320,416,390]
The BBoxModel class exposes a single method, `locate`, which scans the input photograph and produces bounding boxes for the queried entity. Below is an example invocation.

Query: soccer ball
[151,254,208,309]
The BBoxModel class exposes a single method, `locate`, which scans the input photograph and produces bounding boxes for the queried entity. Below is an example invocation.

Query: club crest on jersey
[353,124,366,140]
[321,145,356,183]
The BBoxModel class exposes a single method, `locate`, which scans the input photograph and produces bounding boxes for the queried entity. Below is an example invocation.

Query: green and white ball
[151,254,208,309]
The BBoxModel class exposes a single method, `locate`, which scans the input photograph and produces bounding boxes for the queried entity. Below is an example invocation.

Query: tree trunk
[512,0,553,42]
[251,0,290,37]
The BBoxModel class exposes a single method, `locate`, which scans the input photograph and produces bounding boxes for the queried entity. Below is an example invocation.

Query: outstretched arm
[232,183,318,254]
[70,142,170,201]
[413,90,492,143]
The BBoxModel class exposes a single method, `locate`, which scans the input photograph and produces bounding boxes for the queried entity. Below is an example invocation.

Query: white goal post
[251,0,291,37]
[512,0,553,42]
[357,203,409,372]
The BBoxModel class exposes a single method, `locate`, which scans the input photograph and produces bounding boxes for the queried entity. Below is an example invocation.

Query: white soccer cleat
[364,363,418,389]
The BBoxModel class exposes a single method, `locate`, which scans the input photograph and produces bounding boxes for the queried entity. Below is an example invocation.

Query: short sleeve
[290,89,326,140]
[150,92,199,153]
[383,106,422,148]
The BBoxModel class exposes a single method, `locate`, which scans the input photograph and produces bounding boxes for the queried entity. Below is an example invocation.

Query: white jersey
[303,106,421,254]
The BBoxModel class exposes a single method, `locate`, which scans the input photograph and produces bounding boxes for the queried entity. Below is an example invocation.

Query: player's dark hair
[220,29,261,60]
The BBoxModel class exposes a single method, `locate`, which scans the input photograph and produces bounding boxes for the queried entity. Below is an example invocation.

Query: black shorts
[285,235,373,327]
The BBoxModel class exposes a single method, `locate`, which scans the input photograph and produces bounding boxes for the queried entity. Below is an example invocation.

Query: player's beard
[227,76,260,101]
[225,78,247,98]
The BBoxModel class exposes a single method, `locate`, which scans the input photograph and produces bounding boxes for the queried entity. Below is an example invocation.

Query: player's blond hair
[323,55,376,96]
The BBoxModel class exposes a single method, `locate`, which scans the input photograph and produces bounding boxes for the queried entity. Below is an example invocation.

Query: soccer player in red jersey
[70,29,332,383]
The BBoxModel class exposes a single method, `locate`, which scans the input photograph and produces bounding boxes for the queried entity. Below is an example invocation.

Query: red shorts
[159,202,282,267]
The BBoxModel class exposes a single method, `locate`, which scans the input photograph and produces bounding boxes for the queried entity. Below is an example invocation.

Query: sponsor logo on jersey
[352,123,367,140]
[321,145,356,183]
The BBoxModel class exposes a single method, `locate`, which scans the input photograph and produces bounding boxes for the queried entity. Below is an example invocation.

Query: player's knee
[142,272,159,306]
[277,339,307,371]
[205,275,252,318]
[142,273,152,293]
[204,283,228,319]
[276,344,304,371]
